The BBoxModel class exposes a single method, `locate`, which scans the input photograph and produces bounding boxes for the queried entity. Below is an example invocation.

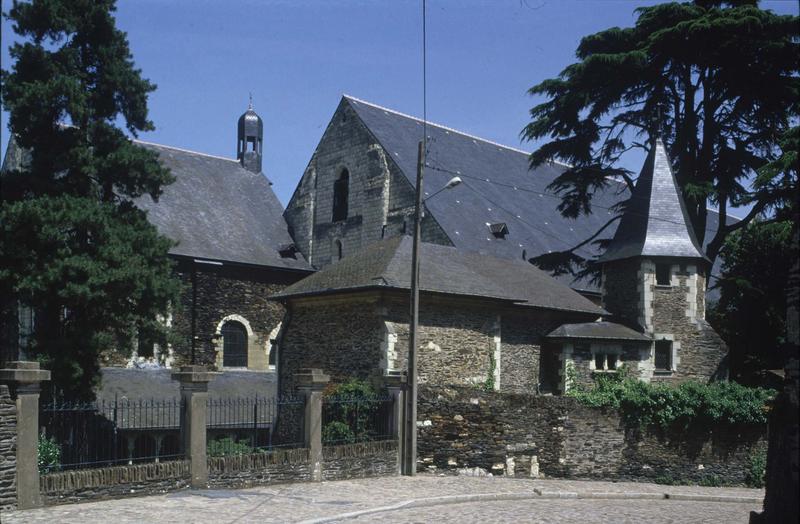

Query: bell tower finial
[237,96,263,173]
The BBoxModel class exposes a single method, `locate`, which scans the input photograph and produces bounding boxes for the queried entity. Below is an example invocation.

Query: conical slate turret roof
[598,139,708,263]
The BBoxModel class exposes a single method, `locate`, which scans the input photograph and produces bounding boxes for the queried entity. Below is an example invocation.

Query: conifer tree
[1,0,180,399]
[523,1,798,277]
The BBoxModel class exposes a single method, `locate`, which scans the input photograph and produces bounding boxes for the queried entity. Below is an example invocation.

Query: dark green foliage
[567,370,775,430]
[207,437,254,457]
[1,0,180,399]
[322,421,356,445]
[38,435,61,474]
[322,379,386,444]
[745,447,767,488]
[523,1,798,276]
[708,220,794,383]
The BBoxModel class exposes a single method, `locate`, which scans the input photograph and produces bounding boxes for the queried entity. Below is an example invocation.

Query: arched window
[335,239,343,261]
[332,169,349,222]
[221,320,248,367]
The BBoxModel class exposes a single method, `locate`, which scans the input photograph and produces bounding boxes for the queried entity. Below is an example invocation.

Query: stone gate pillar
[171,365,215,488]
[384,371,406,474]
[295,368,329,481]
[0,361,50,509]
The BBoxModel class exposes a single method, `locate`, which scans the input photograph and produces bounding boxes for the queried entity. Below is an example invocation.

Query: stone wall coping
[294,368,330,389]
[0,361,51,384]
[171,365,217,384]
[383,371,407,388]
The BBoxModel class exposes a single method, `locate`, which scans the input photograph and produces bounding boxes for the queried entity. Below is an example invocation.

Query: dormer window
[278,243,298,259]
[489,222,509,239]
[332,169,349,222]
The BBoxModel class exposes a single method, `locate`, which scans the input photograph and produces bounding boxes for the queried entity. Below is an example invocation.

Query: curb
[300,490,762,523]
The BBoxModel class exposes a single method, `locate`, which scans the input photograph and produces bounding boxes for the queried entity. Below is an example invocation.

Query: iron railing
[206,395,305,456]
[40,397,184,471]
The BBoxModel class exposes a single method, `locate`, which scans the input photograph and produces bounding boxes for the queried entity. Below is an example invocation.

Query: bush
[566,373,775,430]
[322,421,356,444]
[38,435,61,474]
[323,379,386,443]
[207,437,253,457]
[745,447,767,488]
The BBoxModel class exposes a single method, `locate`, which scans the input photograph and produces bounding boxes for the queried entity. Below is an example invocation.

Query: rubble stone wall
[0,385,16,510]
[418,385,765,485]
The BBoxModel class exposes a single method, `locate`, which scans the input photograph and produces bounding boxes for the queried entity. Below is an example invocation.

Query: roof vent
[488,222,509,239]
[278,243,299,259]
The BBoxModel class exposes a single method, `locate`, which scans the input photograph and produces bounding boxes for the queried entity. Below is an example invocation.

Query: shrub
[567,375,775,431]
[323,378,387,443]
[207,437,253,457]
[38,435,61,474]
[322,421,356,444]
[745,447,767,488]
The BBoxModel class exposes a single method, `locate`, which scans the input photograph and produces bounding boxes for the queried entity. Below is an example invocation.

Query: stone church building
[2,95,728,396]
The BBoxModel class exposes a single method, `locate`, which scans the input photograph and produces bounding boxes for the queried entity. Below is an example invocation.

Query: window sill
[653,370,674,375]
[654,284,673,289]
[592,369,619,374]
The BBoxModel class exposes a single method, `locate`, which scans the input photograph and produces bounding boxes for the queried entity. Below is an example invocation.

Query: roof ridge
[342,94,571,168]
[134,139,239,163]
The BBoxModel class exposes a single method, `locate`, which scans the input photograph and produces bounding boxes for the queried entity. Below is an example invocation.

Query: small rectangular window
[655,339,672,371]
[607,353,618,370]
[594,353,604,370]
[656,264,671,286]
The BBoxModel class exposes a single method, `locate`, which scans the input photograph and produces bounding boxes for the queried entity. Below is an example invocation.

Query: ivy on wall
[566,367,775,430]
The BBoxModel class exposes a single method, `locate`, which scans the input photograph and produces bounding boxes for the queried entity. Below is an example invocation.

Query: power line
[424,160,729,238]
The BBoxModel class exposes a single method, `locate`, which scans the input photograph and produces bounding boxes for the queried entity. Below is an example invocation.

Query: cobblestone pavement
[2,475,764,524]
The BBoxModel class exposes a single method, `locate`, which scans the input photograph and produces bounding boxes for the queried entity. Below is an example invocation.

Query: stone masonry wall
[207,447,312,489]
[278,296,386,396]
[284,99,451,270]
[170,264,297,371]
[0,385,16,510]
[279,292,595,398]
[602,258,643,329]
[40,460,191,506]
[321,440,399,481]
[651,268,727,381]
[418,385,766,485]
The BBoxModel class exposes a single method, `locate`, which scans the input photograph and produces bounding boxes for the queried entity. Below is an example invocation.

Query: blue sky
[2,0,797,207]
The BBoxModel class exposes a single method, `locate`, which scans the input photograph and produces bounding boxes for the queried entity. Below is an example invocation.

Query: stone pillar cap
[295,368,330,389]
[171,365,217,383]
[0,361,51,383]
[383,370,407,387]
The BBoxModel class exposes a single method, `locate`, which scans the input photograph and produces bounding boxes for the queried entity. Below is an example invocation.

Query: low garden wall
[207,447,312,488]
[417,385,767,485]
[40,460,191,505]
[322,440,399,481]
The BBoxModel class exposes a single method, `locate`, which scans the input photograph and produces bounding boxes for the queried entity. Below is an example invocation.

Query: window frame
[654,339,673,373]
[221,320,248,368]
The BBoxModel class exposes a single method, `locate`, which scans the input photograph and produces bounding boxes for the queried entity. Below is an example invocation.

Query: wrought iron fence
[321,394,394,445]
[206,395,305,456]
[39,397,184,471]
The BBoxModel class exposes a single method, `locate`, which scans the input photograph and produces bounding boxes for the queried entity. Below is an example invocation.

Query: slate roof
[273,235,605,315]
[343,96,730,294]
[96,367,277,402]
[546,321,652,342]
[598,139,708,263]
[2,137,312,271]
[134,141,311,271]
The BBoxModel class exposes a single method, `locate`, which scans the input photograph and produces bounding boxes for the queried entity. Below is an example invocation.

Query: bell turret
[237,96,263,173]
